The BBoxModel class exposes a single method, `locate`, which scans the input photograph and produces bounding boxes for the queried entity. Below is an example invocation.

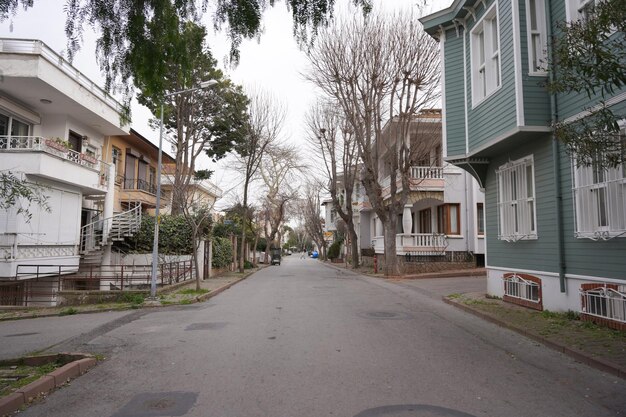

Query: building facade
[422,0,626,327]
[323,110,485,267]
[0,38,129,305]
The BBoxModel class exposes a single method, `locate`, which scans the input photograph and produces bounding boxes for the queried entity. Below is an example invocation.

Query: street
[4,258,625,417]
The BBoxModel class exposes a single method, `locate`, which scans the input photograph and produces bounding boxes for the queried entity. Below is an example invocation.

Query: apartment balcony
[380,166,445,200]
[0,136,109,194]
[116,176,163,207]
[373,233,448,255]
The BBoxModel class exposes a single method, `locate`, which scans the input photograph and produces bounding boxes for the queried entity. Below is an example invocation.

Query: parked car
[311,251,319,259]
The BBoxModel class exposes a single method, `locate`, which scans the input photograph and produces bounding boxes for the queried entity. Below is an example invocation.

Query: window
[503,273,543,310]
[437,203,461,235]
[577,0,596,21]
[496,156,537,241]
[419,208,432,233]
[526,0,548,73]
[581,284,626,325]
[112,146,122,183]
[572,131,626,239]
[471,3,501,105]
[477,203,485,236]
[0,111,31,139]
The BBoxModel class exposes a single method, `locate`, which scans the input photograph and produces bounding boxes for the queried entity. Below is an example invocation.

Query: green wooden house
[421,0,625,329]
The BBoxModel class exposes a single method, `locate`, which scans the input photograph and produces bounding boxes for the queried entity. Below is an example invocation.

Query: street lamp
[150,79,219,300]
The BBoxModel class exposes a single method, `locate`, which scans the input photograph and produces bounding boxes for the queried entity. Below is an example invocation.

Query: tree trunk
[193,237,201,291]
[383,218,401,276]
[349,227,359,268]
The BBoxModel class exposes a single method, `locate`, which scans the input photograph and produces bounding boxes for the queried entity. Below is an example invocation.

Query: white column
[196,240,205,280]
[208,240,213,279]
[100,163,115,290]
[375,217,383,237]
[402,204,413,234]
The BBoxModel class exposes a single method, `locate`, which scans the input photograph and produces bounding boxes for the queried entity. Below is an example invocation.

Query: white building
[0,38,129,305]
[325,110,485,268]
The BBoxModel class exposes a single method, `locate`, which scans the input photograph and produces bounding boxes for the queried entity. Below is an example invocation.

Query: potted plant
[44,137,71,152]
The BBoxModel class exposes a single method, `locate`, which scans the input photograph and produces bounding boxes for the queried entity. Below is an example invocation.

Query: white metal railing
[0,38,124,113]
[411,166,444,179]
[504,274,540,303]
[581,285,626,323]
[80,205,142,254]
[373,233,447,255]
[0,136,109,184]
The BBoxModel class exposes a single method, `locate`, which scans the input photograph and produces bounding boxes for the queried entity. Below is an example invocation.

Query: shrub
[122,293,144,305]
[212,236,233,268]
[244,260,254,269]
[114,214,194,254]
[328,240,343,260]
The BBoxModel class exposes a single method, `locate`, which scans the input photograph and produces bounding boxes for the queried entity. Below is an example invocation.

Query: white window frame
[496,155,538,241]
[470,2,502,107]
[572,127,626,240]
[0,110,32,139]
[565,0,599,22]
[525,0,548,74]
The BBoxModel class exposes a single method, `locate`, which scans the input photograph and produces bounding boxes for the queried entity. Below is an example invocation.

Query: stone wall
[362,251,477,275]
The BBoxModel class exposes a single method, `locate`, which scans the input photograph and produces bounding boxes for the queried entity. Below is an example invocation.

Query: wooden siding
[558,143,626,280]
[551,0,626,121]
[443,30,467,157]
[485,133,626,280]
[485,134,558,272]
[465,0,518,152]
[519,0,550,127]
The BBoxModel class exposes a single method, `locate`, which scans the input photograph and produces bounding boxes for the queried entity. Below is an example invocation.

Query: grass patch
[121,293,145,305]
[0,362,59,397]
[485,294,502,300]
[59,307,78,316]
[179,299,193,305]
[177,288,209,296]
[448,293,462,299]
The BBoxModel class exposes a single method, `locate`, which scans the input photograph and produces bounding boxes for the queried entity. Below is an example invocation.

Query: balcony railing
[373,233,448,255]
[0,38,124,114]
[119,176,157,195]
[379,166,445,197]
[411,166,444,179]
[0,136,109,186]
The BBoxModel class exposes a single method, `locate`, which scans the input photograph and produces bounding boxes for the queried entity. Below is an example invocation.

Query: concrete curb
[322,261,485,280]
[442,297,626,379]
[194,267,263,303]
[0,354,97,417]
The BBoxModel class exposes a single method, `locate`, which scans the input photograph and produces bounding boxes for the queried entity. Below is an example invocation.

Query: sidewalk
[445,292,626,378]
[323,261,626,379]
[0,267,262,321]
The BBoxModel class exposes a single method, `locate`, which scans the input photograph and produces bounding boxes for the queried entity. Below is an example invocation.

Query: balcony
[117,175,165,207]
[0,136,109,194]
[380,166,445,199]
[373,233,448,255]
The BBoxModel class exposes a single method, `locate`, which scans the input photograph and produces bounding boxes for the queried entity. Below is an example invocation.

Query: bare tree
[300,181,328,260]
[234,89,285,272]
[169,175,218,291]
[259,144,304,261]
[306,100,360,267]
[305,10,440,276]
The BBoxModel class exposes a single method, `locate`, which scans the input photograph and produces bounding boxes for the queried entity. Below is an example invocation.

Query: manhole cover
[111,392,198,417]
[358,311,413,320]
[4,332,39,337]
[353,404,478,417]
[185,322,227,331]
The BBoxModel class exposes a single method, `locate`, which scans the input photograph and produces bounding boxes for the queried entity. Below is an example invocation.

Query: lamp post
[150,79,219,300]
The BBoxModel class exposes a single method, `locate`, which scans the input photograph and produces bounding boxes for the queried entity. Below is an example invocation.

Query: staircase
[79,205,142,266]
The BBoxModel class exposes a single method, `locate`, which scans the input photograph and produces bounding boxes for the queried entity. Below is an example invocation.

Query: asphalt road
[7,257,626,417]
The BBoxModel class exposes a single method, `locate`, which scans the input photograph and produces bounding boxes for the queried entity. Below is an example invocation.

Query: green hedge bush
[212,236,233,268]
[328,240,342,259]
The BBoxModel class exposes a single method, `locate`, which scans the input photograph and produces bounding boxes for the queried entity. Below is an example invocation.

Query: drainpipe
[547,1,566,293]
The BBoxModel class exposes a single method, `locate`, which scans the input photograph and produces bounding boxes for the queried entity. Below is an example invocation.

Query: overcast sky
[1,0,451,209]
